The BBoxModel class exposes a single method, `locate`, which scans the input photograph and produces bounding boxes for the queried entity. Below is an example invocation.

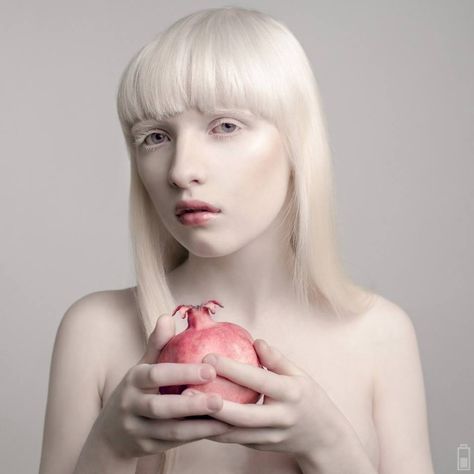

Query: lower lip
[177,211,220,226]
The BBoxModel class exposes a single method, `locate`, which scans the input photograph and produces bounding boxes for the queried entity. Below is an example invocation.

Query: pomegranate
[157,299,262,404]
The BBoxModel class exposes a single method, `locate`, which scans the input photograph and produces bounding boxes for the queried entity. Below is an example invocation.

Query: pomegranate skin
[156,300,262,404]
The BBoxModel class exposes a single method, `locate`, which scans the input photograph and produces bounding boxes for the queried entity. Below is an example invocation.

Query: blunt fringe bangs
[116,9,377,470]
[117,6,315,145]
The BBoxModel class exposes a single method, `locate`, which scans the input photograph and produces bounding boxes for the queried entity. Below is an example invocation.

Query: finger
[207,399,291,428]
[254,339,306,377]
[139,313,176,365]
[201,353,292,400]
[142,417,233,443]
[208,426,281,446]
[132,392,224,419]
[129,362,216,390]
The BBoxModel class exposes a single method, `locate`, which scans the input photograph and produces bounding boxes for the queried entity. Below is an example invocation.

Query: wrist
[294,422,376,474]
[294,420,350,472]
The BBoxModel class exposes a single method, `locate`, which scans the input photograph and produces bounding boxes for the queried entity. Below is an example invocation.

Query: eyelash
[133,120,243,150]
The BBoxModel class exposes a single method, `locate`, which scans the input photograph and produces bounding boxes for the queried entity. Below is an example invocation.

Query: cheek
[136,156,164,188]
[245,138,290,203]
[134,159,171,219]
[136,155,169,194]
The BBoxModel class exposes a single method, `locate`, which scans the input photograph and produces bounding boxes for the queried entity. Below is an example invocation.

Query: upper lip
[175,199,221,216]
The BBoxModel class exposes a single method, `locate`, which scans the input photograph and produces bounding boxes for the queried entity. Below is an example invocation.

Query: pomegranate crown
[171,299,224,320]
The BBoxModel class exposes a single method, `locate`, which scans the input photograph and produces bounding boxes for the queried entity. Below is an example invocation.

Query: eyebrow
[211,108,255,118]
[130,108,255,135]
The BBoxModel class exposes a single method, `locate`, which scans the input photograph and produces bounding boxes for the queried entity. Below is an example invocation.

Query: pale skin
[39,108,435,473]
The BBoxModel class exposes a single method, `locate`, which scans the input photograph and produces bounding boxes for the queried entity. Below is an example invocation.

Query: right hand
[94,312,232,459]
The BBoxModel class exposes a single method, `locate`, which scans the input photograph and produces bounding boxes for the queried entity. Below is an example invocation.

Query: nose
[168,131,206,189]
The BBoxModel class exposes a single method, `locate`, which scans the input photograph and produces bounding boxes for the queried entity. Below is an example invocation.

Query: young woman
[39,6,434,474]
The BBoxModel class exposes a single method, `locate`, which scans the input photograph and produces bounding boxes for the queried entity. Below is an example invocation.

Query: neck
[166,230,302,330]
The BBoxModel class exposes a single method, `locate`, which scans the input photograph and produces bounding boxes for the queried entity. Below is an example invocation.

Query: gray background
[1,1,472,472]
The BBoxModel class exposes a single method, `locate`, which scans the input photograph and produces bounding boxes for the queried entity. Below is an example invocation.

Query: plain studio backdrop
[0,1,472,472]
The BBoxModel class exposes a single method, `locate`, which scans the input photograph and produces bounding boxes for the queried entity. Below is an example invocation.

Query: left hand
[181,339,350,460]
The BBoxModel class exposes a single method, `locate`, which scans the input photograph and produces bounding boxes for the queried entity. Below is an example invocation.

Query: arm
[295,426,378,473]
[297,297,436,474]
[38,292,137,474]
[370,298,435,474]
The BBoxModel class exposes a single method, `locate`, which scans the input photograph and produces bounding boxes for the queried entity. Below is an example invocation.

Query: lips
[178,209,208,216]
[175,199,221,217]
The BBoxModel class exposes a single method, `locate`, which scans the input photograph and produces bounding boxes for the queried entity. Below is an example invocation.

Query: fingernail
[207,395,221,410]
[203,354,217,365]
[182,390,197,397]
[201,365,216,380]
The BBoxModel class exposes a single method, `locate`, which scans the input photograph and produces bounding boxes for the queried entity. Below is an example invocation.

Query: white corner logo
[458,444,471,471]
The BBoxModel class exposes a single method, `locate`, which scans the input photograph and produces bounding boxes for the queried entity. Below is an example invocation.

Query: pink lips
[175,199,221,226]
[178,211,219,226]
[175,199,221,217]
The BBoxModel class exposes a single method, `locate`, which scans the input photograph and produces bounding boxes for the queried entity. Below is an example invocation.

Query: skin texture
[130,107,434,471]
[39,106,434,473]
[132,107,299,329]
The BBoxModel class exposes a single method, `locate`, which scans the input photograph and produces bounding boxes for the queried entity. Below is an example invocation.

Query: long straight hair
[116,6,376,471]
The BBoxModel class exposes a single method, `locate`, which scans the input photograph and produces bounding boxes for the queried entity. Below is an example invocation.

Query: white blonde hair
[116,6,376,471]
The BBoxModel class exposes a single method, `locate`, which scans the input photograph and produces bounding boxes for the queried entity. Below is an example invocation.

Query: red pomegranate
[156,299,262,404]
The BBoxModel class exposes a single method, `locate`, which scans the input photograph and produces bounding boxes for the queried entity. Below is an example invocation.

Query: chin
[185,246,235,258]
[182,238,246,258]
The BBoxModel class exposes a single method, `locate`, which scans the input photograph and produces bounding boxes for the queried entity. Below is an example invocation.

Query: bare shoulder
[58,287,143,393]
[359,293,418,346]
[59,287,139,344]
[358,298,434,472]
[349,292,421,389]
[63,286,137,321]
[62,287,140,331]
[39,287,142,474]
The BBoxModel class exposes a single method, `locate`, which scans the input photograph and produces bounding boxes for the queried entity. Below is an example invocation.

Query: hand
[184,340,349,462]
[94,313,232,460]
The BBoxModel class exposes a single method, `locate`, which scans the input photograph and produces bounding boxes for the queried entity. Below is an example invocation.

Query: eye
[143,132,169,147]
[211,120,242,140]
[213,121,239,134]
[133,130,169,150]
[134,119,242,150]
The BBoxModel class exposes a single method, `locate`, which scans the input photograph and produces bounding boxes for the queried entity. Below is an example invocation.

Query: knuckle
[279,411,296,428]
[168,424,185,441]
[197,394,212,411]
[149,364,161,384]
[122,416,136,436]
[148,397,162,417]
[188,364,202,380]
[267,430,285,444]
[119,395,131,414]
[190,396,208,416]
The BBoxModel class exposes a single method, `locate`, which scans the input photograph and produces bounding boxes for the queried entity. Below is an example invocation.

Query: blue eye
[214,122,238,133]
[135,119,242,150]
[144,132,169,146]
[211,121,242,141]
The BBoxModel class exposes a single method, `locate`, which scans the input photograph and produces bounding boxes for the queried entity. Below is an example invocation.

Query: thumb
[139,313,175,364]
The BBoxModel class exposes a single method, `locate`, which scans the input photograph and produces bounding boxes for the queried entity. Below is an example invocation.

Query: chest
[102,312,380,472]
